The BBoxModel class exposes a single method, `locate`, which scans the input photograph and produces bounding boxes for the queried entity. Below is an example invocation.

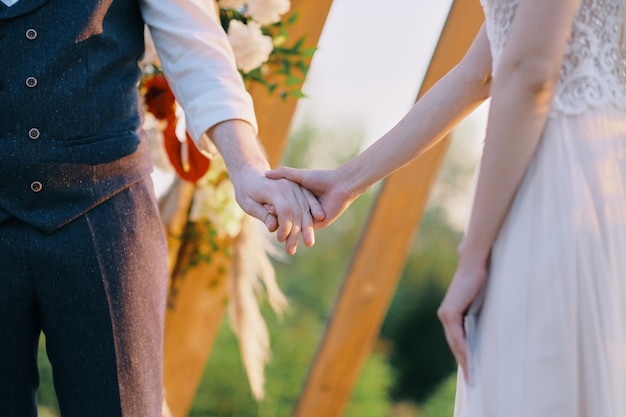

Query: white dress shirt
[141,0,258,140]
[2,0,258,140]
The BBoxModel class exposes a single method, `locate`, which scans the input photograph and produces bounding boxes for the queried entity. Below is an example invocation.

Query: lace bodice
[481,0,626,115]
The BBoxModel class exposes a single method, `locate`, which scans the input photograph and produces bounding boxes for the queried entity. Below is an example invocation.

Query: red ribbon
[143,74,210,183]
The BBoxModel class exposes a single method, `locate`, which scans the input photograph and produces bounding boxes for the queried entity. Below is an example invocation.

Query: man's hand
[265,167,357,229]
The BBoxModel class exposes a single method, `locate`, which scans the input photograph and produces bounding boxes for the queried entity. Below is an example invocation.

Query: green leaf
[285,75,302,86]
[289,89,306,99]
[291,37,306,52]
[302,46,317,58]
[287,11,300,25]
[296,60,309,75]
[280,59,293,73]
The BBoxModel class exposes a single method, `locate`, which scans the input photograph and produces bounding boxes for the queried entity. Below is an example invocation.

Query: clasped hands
[231,165,356,255]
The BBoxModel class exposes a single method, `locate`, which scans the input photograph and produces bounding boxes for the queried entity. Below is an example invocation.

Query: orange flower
[143,75,176,121]
[143,74,211,182]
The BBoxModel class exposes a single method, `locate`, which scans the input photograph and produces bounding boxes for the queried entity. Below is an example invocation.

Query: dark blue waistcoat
[0,0,153,233]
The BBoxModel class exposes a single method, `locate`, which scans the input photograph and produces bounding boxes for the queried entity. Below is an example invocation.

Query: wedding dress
[455,1,626,416]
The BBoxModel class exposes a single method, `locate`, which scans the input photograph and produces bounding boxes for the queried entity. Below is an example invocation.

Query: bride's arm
[336,25,493,197]
[438,0,581,380]
[457,0,581,267]
[268,26,493,227]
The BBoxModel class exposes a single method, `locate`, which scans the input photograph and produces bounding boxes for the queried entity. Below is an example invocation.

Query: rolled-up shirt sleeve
[140,0,258,142]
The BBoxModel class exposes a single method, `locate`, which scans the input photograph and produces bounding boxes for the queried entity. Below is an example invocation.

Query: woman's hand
[265,167,358,229]
[437,249,488,384]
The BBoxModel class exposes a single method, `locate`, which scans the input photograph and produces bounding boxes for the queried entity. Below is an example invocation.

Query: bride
[268,0,626,415]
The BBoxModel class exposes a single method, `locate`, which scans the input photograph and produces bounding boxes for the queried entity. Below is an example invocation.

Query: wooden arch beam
[161,2,333,416]
[292,1,484,416]
[250,0,335,166]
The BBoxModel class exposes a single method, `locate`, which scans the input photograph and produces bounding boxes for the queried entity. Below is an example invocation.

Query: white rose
[217,0,246,9]
[210,181,245,237]
[245,0,290,25]
[227,20,274,73]
[189,179,244,237]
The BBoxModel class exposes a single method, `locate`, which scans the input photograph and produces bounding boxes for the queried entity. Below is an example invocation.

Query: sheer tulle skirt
[455,106,626,417]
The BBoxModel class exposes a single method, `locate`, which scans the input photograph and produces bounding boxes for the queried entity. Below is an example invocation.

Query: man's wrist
[205,119,270,175]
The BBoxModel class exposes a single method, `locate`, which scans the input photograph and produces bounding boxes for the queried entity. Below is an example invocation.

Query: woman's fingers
[265,167,306,184]
[437,261,487,386]
[438,307,471,383]
[302,186,326,223]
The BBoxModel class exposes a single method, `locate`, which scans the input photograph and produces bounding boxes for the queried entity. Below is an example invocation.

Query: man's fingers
[302,224,315,247]
[272,191,295,244]
[285,184,307,252]
[284,223,301,255]
[239,198,279,232]
[280,187,301,253]
[297,188,316,247]
[275,215,293,243]
[259,208,279,233]
[256,176,321,253]
[278,178,321,253]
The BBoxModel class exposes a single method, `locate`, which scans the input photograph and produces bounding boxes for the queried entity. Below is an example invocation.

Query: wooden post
[159,179,196,277]
[163,225,233,417]
[163,229,232,417]
[161,2,334,416]
[249,0,335,167]
[292,2,484,417]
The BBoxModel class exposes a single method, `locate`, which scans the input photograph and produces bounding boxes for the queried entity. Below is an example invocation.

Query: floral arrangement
[218,0,315,99]
[141,0,309,403]
[141,0,314,183]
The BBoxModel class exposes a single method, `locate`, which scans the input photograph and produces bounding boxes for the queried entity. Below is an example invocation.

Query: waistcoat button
[26,29,38,40]
[31,181,43,193]
[28,128,40,140]
[26,77,38,88]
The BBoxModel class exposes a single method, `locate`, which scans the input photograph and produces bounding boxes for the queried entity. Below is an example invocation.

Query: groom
[0,0,322,415]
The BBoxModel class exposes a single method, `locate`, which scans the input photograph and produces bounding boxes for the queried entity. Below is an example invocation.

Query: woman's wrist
[457,238,491,270]
[336,158,376,200]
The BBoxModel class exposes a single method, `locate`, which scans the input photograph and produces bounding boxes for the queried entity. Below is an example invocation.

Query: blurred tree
[190,308,392,417]
[418,374,457,417]
[343,349,393,417]
[381,124,479,405]
[381,208,460,403]
[391,373,457,417]
[37,336,59,416]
